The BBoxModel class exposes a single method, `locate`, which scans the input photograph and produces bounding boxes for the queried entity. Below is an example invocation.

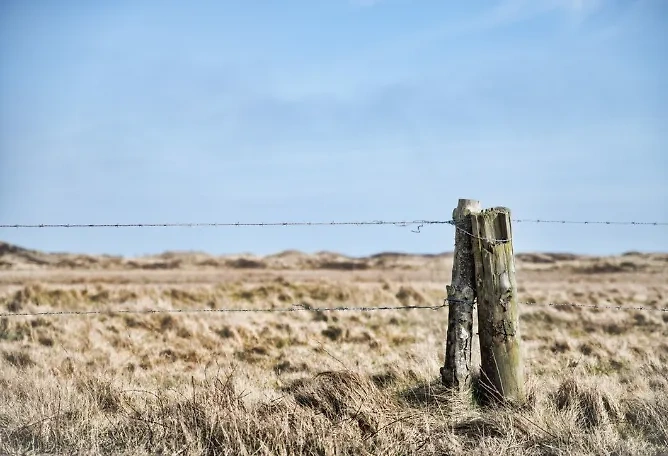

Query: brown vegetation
[0,243,667,455]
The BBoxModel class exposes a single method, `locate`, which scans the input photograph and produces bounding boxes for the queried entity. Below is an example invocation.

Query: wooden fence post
[441,199,481,390]
[471,207,525,404]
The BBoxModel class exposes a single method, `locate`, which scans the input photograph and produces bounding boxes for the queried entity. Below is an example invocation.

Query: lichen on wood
[471,207,525,404]
[441,199,481,391]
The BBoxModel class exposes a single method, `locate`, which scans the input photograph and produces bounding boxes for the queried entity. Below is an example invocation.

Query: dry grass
[0,244,667,455]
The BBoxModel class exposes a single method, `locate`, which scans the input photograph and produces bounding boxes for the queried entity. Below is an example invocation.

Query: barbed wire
[522,301,668,312]
[1,298,665,318]
[0,220,513,242]
[513,219,668,226]
[3,218,662,245]
[0,220,452,229]
[1,218,666,230]
[0,302,448,318]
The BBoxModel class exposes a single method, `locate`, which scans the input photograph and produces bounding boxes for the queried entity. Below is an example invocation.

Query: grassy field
[0,242,667,455]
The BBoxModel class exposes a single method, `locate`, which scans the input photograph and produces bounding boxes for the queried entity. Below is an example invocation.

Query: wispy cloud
[307,0,607,86]
[451,0,604,33]
[552,0,603,15]
[349,0,384,8]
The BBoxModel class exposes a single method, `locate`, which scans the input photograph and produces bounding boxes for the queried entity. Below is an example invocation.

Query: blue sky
[0,0,666,257]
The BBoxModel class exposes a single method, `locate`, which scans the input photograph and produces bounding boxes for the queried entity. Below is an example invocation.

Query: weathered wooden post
[471,207,525,403]
[441,199,481,390]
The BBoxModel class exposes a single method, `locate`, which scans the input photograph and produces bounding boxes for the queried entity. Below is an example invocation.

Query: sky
[0,0,666,257]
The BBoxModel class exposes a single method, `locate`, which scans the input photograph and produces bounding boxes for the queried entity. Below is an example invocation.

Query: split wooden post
[441,199,481,390]
[471,207,525,404]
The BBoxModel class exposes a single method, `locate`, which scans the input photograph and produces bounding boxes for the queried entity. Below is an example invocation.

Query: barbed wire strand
[0,220,452,229]
[513,219,667,226]
[0,303,448,318]
[1,219,666,229]
[521,301,668,312]
[5,219,660,244]
[1,299,665,318]
[0,219,507,243]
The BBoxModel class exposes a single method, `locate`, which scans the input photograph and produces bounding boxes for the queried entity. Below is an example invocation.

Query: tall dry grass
[0,249,667,455]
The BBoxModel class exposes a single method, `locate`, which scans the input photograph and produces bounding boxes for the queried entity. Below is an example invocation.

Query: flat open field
[1,242,667,455]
